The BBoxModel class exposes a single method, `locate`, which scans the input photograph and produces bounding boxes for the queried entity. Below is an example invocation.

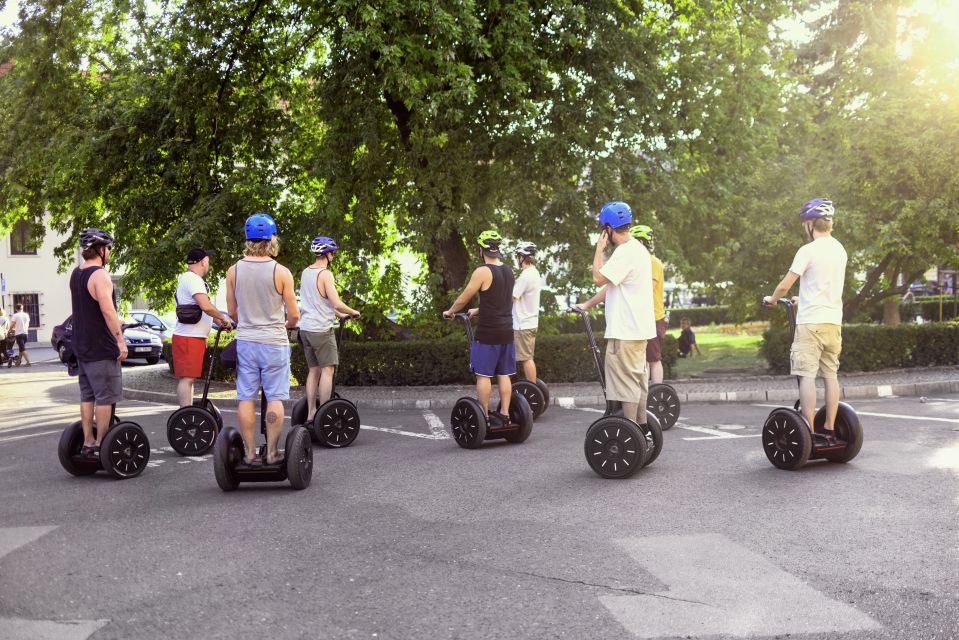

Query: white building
[0,219,77,344]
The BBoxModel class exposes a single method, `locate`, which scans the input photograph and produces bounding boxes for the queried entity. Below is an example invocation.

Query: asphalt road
[1,364,957,640]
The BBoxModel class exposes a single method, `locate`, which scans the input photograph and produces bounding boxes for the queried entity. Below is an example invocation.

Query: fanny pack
[175,305,203,324]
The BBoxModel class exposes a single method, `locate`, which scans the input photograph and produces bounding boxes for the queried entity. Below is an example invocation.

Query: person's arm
[763,271,799,307]
[90,270,127,361]
[573,285,608,311]
[318,270,360,317]
[278,266,300,329]
[443,267,489,319]
[189,277,232,328]
[225,265,238,327]
[592,231,611,285]
[512,270,530,301]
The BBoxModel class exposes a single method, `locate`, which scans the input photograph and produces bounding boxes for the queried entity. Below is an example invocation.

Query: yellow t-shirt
[651,255,665,321]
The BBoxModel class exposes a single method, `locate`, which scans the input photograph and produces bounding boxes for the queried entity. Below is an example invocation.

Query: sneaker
[487,411,507,428]
[814,431,840,447]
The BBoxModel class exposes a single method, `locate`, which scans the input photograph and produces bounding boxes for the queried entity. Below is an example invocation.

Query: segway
[290,316,361,447]
[512,377,550,420]
[647,382,681,430]
[165,326,227,456]
[213,390,313,491]
[761,299,864,470]
[570,308,663,478]
[448,312,534,449]
[58,406,151,479]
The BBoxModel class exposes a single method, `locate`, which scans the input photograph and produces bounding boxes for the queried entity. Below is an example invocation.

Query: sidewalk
[121,365,959,410]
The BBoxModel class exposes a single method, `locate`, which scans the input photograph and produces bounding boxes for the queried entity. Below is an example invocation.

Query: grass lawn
[667,324,768,378]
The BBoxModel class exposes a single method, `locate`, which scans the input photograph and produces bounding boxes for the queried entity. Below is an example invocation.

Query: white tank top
[299,266,335,332]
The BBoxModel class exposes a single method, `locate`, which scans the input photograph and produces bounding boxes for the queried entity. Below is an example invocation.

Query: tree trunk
[881,264,901,325]
[427,228,471,304]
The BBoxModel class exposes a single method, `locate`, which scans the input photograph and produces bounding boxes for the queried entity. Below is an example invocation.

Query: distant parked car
[130,309,173,342]
[51,315,164,365]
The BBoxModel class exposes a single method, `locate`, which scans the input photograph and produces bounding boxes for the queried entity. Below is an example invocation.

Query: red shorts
[646,318,668,363]
[172,335,206,378]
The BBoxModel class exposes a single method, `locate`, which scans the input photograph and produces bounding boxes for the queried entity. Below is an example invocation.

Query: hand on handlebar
[762,296,774,308]
[442,309,455,320]
[569,304,585,314]
[467,308,478,319]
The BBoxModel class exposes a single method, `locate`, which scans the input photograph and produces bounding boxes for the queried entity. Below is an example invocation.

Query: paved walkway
[117,363,959,409]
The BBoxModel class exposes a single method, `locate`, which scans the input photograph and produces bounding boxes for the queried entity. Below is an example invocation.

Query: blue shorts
[236,340,291,401]
[470,341,516,378]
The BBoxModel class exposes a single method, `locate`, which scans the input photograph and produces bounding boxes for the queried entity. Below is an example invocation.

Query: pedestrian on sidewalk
[443,230,515,428]
[573,202,657,427]
[225,213,299,465]
[10,304,32,366]
[69,228,127,457]
[512,241,542,384]
[763,198,847,443]
[298,236,360,424]
[172,248,233,407]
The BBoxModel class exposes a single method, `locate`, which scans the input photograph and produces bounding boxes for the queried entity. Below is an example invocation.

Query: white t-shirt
[12,311,30,336]
[173,271,213,338]
[789,235,848,325]
[512,267,542,330]
[600,238,657,340]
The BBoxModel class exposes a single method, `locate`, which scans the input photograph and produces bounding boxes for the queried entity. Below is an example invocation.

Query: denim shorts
[236,340,291,401]
[470,341,516,378]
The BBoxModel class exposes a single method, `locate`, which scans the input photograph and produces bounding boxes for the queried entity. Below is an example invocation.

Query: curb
[122,378,959,410]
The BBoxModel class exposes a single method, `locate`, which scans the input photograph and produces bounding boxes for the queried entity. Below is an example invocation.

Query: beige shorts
[790,324,841,379]
[605,339,649,403]
[514,329,537,361]
[301,329,338,368]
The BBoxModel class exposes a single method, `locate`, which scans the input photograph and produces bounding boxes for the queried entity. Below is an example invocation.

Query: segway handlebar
[201,325,231,400]
[452,312,475,344]
[568,307,606,394]
[764,298,798,342]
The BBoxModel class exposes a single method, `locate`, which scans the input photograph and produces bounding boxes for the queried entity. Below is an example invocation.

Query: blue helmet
[244,212,277,240]
[799,198,834,221]
[598,201,633,228]
[310,236,338,255]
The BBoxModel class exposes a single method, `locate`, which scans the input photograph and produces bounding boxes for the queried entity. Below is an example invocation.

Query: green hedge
[760,321,959,373]
[164,332,678,386]
[875,297,959,323]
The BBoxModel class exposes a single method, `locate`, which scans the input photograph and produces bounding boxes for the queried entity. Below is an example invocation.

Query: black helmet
[79,228,115,251]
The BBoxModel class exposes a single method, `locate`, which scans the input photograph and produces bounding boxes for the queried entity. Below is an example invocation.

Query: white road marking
[877,385,894,397]
[360,425,444,440]
[753,404,959,424]
[0,527,109,639]
[0,430,60,444]
[422,411,452,439]
[572,407,605,414]
[676,425,760,441]
[601,533,881,638]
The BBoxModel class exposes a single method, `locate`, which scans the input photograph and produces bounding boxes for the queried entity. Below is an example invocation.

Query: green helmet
[477,229,503,254]
[629,224,653,242]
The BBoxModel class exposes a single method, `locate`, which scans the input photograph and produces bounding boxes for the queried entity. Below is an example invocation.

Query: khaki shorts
[790,324,841,379]
[301,329,338,368]
[514,329,537,362]
[605,339,649,404]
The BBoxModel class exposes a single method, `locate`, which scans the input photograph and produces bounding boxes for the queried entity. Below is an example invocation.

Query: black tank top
[70,266,120,362]
[475,264,515,345]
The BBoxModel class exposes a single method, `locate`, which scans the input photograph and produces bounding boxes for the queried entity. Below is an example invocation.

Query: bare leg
[823,377,840,431]
[798,376,817,433]
[238,399,257,462]
[318,365,335,406]
[497,375,511,415]
[265,400,285,463]
[94,404,113,445]
[637,357,649,425]
[80,401,95,446]
[305,366,321,421]
[476,376,492,416]
[21,349,30,365]
[176,377,195,407]
[622,401,640,424]
[522,360,537,381]
[649,360,663,385]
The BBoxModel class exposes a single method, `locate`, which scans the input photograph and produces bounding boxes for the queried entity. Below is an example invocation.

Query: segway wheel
[285,426,314,490]
[450,397,487,449]
[314,399,360,448]
[647,384,681,431]
[584,416,648,479]
[762,409,812,470]
[503,392,534,443]
[535,379,550,415]
[513,380,547,420]
[815,403,864,463]
[58,421,98,476]
[167,406,218,456]
[195,399,223,431]
[99,422,151,479]
[290,397,309,427]
[213,427,242,491]
[639,411,664,466]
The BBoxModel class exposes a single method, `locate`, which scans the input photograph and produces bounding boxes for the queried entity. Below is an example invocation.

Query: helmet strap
[97,245,109,266]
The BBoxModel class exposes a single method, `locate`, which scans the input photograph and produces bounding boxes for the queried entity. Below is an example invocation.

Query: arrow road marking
[0,527,108,639]
[601,533,881,638]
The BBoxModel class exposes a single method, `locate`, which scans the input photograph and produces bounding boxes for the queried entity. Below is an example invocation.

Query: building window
[9,219,38,255]
[12,293,39,327]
